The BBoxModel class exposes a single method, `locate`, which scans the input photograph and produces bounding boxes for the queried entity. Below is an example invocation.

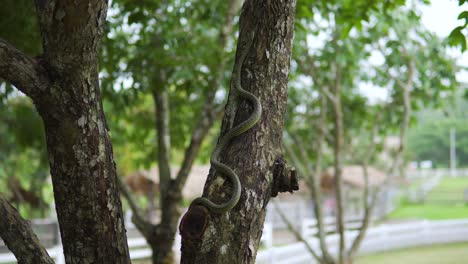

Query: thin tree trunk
[332,62,346,264]
[387,59,414,179]
[347,57,413,258]
[0,1,131,262]
[179,0,297,263]
[347,114,381,260]
[152,87,172,212]
[309,94,335,264]
[285,93,334,264]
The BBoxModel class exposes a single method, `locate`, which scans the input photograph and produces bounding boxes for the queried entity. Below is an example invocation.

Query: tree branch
[152,88,172,197]
[0,38,49,100]
[347,112,382,258]
[387,58,414,178]
[308,94,334,263]
[332,57,346,264]
[173,0,241,193]
[273,201,324,264]
[291,56,336,263]
[116,176,148,228]
[0,195,54,264]
[172,84,219,193]
[283,134,310,179]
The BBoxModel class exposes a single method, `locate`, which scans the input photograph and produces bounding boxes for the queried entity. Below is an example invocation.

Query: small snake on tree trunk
[190,32,261,213]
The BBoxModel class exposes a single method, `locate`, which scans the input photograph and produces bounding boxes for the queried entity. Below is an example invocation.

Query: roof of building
[129,165,210,198]
[321,165,387,191]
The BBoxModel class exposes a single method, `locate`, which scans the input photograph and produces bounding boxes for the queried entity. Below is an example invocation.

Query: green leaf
[448,27,467,51]
[458,10,468,25]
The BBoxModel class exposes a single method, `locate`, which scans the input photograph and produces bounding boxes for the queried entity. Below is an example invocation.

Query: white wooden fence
[408,168,468,178]
[3,218,468,263]
[407,173,442,203]
[301,216,363,237]
[256,218,468,264]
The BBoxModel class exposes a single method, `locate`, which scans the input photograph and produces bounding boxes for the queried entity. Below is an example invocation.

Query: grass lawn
[388,203,468,219]
[389,177,468,220]
[356,242,468,264]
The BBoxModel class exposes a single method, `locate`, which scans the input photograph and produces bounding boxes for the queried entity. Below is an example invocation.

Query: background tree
[0,97,50,217]
[100,0,242,262]
[407,92,468,167]
[0,0,51,218]
[281,2,460,264]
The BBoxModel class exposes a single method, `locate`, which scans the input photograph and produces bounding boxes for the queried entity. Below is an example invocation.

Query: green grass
[356,243,468,264]
[432,177,468,190]
[389,177,468,220]
[389,203,468,219]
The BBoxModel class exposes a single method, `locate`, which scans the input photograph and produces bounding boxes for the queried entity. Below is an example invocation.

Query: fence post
[269,242,276,264]
[55,222,65,264]
[380,224,388,251]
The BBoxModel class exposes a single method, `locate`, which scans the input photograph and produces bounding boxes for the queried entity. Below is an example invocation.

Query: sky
[420,0,468,74]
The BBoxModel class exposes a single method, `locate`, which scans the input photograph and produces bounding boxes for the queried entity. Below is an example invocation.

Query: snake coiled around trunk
[190,33,261,213]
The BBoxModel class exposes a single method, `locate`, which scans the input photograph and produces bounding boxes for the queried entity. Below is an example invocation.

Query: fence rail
[257,218,468,264]
[301,216,363,237]
[3,218,468,263]
[408,168,468,178]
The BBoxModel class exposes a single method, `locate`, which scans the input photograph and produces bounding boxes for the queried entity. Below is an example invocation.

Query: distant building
[318,165,387,217]
[125,165,210,199]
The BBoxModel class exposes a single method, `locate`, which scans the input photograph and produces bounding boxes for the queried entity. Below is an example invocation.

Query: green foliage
[407,96,468,167]
[0,0,42,104]
[287,1,460,173]
[408,120,468,167]
[0,0,41,55]
[0,97,51,214]
[448,3,468,52]
[101,0,233,172]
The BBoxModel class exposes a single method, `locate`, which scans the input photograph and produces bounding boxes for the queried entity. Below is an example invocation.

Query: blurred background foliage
[0,0,466,216]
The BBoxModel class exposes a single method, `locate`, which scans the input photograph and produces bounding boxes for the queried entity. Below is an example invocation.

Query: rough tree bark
[118,1,243,263]
[179,0,297,263]
[0,1,130,263]
[0,195,53,264]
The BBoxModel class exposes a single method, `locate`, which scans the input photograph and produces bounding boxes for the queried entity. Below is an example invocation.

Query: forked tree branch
[273,201,324,264]
[0,195,54,264]
[308,93,334,263]
[0,38,49,100]
[116,176,147,227]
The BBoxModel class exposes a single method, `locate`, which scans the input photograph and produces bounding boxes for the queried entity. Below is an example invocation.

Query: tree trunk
[0,1,130,263]
[179,0,297,263]
[332,62,346,264]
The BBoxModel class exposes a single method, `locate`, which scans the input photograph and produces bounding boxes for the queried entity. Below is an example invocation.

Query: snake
[190,32,262,213]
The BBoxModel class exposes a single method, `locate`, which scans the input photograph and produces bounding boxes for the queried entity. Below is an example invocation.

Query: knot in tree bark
[271,155,299,197]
